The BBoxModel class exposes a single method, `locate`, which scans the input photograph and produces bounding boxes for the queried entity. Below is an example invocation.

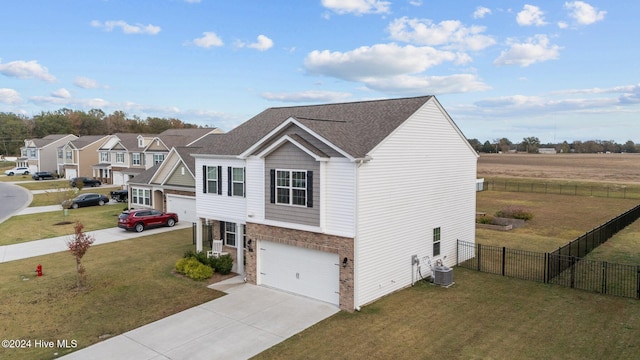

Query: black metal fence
[458,204,640,299]
[482,180,640,200]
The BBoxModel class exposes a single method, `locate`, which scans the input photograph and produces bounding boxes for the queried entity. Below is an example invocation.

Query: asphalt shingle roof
[192,96,433,158]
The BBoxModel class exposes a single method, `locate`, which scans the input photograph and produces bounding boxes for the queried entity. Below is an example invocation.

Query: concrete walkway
[61,276,339,360]
[2,186,340,359]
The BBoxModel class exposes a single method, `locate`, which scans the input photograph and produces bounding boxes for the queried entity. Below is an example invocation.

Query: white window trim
[131,188,151,206]
[100,152,109,163]
[206,166,218,194]
[116,152,125,164]
[276,169,307,207]
[153,153,164,165]
[132,153,141,166]
[225,222,236,247]
[231,167,244,197]
[433,227,441,256]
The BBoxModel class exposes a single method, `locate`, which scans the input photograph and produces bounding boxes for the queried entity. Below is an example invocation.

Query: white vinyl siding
[195,158,246,222]
[246,156,265,221]
[324,158,356,237]
[355,99,477,307]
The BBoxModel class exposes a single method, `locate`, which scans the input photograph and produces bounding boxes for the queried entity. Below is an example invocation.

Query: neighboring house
[192,96,478,311]
[143,128,223,169]
[17,134,78,174]
[126,146,200,223]
[56,135,110,179]
[94,133,157,185]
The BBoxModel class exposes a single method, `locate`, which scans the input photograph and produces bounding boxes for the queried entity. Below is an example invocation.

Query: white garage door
[259,241,339,305]
[112,171,125,186]
[166,195,197,223]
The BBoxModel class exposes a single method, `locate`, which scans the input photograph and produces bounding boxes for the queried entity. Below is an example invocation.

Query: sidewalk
[0,222,191,263]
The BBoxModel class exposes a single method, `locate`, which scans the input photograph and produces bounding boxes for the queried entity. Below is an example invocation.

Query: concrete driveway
[61,276,339,360]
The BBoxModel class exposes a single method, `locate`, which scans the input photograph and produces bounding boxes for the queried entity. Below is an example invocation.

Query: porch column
[236,223,245,275]
[196,218,203,252]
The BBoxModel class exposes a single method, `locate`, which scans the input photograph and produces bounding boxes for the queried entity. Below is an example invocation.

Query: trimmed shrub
[476,215,494,224]
[210,254,233,275]
[175,256,213,281]
[495,206,534,221]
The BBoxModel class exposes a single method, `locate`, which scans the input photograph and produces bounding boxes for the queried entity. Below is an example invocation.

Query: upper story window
[153,153,164,165]
[115,152,125,163]
[433,227,441,256]
[29,149,37,158]
[132,153,141,166]
[57,150,63,159]
[203,165,222,194]
[66,150,72,160]
[21,150,27,157]
[138,138,144,147]
[100,152,109,163]
[271,169,313,207]
[230,167,245,197]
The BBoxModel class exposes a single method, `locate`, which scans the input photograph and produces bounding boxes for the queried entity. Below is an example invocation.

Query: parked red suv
[118,209,179,232]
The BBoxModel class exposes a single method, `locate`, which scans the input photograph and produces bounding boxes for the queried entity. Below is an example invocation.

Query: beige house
[57,135,110,179]
[18,134,78,174]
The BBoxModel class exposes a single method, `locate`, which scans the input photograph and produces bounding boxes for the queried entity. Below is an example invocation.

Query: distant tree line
[0,108,202,156]
[467,137,640,154]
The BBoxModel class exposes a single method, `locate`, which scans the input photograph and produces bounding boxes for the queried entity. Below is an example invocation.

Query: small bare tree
[66,221,95,289]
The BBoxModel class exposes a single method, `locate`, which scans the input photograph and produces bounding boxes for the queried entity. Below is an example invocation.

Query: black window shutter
[307,170,313,208]
[219,221,225,241]
[269,169,275,203]
[227,166,232,196]
[202,165,207,193]
[217,166,222,194]
[243,167,246,198]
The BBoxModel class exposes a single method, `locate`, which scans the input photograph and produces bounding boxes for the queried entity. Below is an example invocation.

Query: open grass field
[0,228,223,360]
[478,152,640,184]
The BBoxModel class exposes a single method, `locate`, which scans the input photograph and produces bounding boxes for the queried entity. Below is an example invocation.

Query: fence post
[601,262,607,295]
[544,252,548,283]
[570,256,576,288]
[477,243,482,272]
[502,247,506,276]
[456,239,459,266]
[637,265,640,300]
[192,222,196,245]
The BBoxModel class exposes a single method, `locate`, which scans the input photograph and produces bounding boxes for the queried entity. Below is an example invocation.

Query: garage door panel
[259,241,339,305]
[166,196,196,223]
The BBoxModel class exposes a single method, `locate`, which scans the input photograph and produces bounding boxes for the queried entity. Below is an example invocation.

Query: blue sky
[1,0,637,144]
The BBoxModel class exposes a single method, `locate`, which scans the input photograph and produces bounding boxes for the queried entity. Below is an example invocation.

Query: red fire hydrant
[35,264,43,277]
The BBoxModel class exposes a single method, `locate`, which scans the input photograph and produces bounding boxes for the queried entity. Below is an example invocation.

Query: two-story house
[94,133,157,185]
[57,135,110,179]
[192,96,478,312]
[18,134,78,174]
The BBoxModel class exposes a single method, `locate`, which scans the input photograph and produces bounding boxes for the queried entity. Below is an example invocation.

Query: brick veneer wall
[245,222,355,311]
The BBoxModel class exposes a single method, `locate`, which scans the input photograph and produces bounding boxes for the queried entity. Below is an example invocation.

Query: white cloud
[0,59,56,82]
[516,4,547,26]
[304,43,488,94]
[237,35,274,51]
[557,21,569,29]
[0,88,22,104]
[409,0,422,6]
[564,1,606,25]
[51,88,71,99]
[91,20,161,35]
[74,76,106,89]
[305,43,461,80]
[191,32,224,48]
[184,0,200,3]
[363,73,490,94]
[387,17,496,51]
[473,6,492,19]
[321,0,391,15]
[494,35,561,67]
[261,90,352,103]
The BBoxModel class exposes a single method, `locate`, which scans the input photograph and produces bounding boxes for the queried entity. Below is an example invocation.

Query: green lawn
[0,228,223,360]
[0,206,124,245]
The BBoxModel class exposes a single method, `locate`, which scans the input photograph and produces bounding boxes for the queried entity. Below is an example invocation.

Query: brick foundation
[245,223,355,311]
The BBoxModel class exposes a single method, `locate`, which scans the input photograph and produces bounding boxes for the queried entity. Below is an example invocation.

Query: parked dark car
[32,171,55,180]
[110,189,128,202]
[70,177,102,187]
[62,193,110,209]
[118,209,178,232]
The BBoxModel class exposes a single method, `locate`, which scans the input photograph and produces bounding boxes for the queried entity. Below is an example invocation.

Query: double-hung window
[132,188,151,206]
[433,227,441,256]
[66,150,72,160]
[57,150,63,159]
[132,153,141,166]
[116,152,125,164]
[203,166,222,194]
[100,152,109,163]
[153,153,164,165]
[230,167,244,197]
[276,170,306,206]
[224,222,236,247]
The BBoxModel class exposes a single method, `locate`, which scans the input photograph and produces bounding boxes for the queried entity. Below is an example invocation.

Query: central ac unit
[433,265,453,286]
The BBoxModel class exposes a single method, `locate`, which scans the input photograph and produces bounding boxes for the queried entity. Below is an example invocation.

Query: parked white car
[4,167,30,176]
